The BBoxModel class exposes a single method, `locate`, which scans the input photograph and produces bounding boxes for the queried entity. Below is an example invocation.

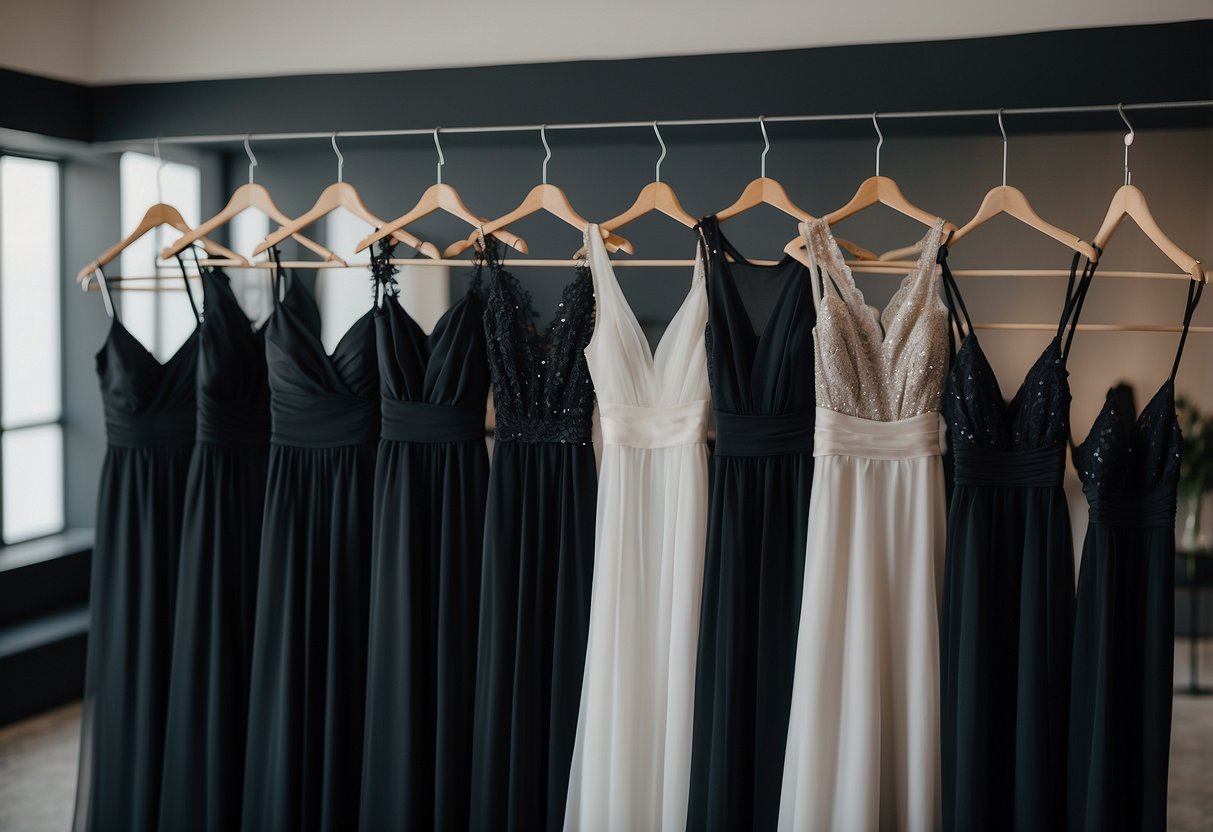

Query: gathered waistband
[600,399,708,449]
[1085,482,1177,529]
[714,407,814,457]
[271,392,379,448]
[813,408,941,461]
[381,400,485,444]
[953,442,1065,489]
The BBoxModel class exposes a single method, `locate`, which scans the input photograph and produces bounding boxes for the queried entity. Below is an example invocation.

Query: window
[0,155,63,544]
[118,152,201,362]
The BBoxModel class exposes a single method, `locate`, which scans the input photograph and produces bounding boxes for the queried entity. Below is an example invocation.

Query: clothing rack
[97,100,1213,148]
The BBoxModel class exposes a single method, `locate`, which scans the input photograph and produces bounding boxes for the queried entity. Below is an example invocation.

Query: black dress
[75,269,199,832]
[241,267,379,832]
[469,243,597,831]
[687,217,815,832]
[1068,278,1203,832]
[938,252,1094,832]
[359,246,491,830]
[158,269,270,832]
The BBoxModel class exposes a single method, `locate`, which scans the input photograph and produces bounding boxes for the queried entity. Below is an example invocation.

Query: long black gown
[687,217,815,832]
[359,246,490,830]
[158,269,270,832]
[75,269,199,832]
[468,244,597,831]
[241,267,379,832]
[1068,278,1203,832]
[938,252,1094,832]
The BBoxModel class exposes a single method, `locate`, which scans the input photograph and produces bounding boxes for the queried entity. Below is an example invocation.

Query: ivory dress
[780,217,949,832]
[564,225,710,831]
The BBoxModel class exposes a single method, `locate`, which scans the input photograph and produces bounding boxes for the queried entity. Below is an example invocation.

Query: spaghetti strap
[937,244,972,358]
[174,253,202,323]
[370,239,399,308]
[1170,278,1203,381]
[1059,254,1097,363]
[269,246,287,306]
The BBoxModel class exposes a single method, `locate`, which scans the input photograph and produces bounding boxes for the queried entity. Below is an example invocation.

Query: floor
[2,644,1213,831]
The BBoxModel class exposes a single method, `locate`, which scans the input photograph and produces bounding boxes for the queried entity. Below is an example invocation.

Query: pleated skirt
[241,442,376,832]
[75,442,193,832]
[158,441,268,832]
[468,440,596,832]
[687,450,812,832]
[359,437,489,831]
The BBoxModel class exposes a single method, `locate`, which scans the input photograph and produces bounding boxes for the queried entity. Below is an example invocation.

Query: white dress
[779,218,949,832]
[564,224,710,832]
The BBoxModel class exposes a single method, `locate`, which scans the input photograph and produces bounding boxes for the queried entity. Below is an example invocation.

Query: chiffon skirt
[780,413,946,832]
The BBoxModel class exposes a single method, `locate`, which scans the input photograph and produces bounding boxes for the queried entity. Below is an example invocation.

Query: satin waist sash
[813,408,942,461]
[106,405,195,447]
[953,442,1066,488]
[196,392,270,448]
[600,399,708,450]
[714,407,814,457]
[381,400,486,444]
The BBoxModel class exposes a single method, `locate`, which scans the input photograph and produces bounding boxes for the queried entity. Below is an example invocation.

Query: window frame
[0,149,67,547]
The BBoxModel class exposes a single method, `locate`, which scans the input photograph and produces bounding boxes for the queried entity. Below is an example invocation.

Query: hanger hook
[540,124,551,185]
[872,113,883,177]
[653,121,667,184]
[997,108,1007,186]
[331,132,344,184]
[153,136,165,203]
[244,134,258,185]
[758,116,770,179]
[1117,103,1134,186]
[433,127,445,186]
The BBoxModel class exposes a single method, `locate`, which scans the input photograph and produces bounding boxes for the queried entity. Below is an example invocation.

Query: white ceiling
[1,0,1210,84]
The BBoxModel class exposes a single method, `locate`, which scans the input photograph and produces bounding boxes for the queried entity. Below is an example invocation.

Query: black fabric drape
[241,272,378,832]
[359,253,491,830]
[75,278,199,832]
[468,249,597,831]
[687,216,814,832]
[158,270,270,832]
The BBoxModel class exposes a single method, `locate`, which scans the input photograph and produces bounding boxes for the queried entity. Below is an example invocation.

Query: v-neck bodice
[264,274,379,447]
[97,317,199,447]
[802,216,948,422]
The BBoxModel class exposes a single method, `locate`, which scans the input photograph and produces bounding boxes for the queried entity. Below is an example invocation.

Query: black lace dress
[687,217,815,832]
[360,245,491,831]
[74,268,198,832]
[469,245,597,831]
[242,266,379,832]
[159,269,270,832]
[1068,278,1203,832]
[938,252,1094,832]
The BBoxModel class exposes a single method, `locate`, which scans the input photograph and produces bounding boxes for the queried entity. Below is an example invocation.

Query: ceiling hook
[540,124,551,185]
[244,134,258,185]
[997,108,1007,186]
[433,127,445,186]
[872,113,883,177]
[653,121,667,183]
[1118,103,1134,186]
[758,116,770,179]
[331,132,344,184]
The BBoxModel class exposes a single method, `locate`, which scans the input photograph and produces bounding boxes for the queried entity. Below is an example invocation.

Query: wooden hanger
[716,118,877,267]
[444,126,632,259]
[1091,105,1204,283]
[880,112,1095,262]
[252,134,440,259]
[77,202,242,284]
[161,137,342,265]
[603,124,697,232]
[354,129,527,255]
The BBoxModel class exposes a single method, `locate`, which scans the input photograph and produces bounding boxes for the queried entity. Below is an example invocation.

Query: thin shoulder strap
[370,239,399,308]
[269,246,287,305]
[937,244,973,359]
[93,263,116,319]
[1057,253,1098,364]
[1171,277,1203,381]
[174,253,202,323]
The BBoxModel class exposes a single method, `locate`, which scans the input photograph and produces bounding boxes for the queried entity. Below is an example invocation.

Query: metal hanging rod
[97,100,1213,148]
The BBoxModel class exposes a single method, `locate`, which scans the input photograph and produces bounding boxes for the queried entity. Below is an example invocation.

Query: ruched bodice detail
[265,276,379,448]
[97,320,199,447]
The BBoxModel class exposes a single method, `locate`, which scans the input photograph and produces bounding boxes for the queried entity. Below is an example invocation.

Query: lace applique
[483,241,596,444]
[1075,382,1182,490]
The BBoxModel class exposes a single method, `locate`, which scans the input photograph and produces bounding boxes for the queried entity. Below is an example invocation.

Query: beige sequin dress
[779,217,948,832]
